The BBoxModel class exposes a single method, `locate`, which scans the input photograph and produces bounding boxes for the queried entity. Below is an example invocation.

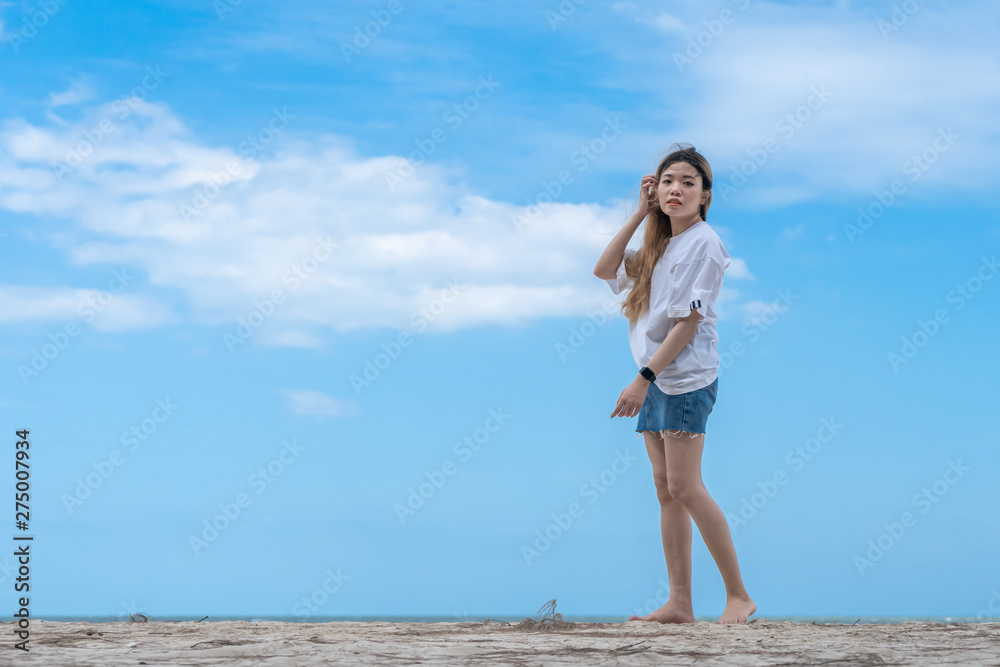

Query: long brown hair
[620,143,714,324]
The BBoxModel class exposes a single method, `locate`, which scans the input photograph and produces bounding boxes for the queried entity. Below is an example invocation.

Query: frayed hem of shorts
[635,429,705,439]
[661,428,704,439]
[660,428,705,438]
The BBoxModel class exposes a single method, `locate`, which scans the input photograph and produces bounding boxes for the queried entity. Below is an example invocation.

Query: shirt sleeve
[604,248,639,295]
[666,257,725,318]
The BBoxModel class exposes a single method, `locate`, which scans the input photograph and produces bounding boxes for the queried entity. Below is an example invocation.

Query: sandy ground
[10,618,1000,666]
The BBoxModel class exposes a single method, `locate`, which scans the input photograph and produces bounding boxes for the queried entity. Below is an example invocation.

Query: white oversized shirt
[604,219,731,395]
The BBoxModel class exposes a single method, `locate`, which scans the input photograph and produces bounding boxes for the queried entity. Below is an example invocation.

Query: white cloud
[0,1,14,40]
[649,13,684,32]
[281,389,360,418]
[260,330,326,349]
[714,285,741,322]
[725,257,755,280]
[741,300,769,326]
[0,98,754,341]
[609,1,1000,208]
[611,2,683,31]
[782,223,805,240]
[0,285,175,331]
[643,13,684,32]
[49,80,97,108]
[741,298,791,327]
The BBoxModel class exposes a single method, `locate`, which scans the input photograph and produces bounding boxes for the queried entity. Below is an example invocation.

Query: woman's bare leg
[662,429,756,624]
[628,430,696,623]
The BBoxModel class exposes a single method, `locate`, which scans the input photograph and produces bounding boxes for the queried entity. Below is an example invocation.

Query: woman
[593,144,756,624]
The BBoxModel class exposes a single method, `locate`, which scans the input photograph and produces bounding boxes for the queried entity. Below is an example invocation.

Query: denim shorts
[635,376,718,437]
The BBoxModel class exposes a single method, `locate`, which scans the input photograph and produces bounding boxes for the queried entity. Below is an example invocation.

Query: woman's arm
[642,311,702,380]
[593,209,645,280]
[640,254,725,380]
[611,311,702,417]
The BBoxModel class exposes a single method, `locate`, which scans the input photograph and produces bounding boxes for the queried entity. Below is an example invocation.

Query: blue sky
[1,0,999,621]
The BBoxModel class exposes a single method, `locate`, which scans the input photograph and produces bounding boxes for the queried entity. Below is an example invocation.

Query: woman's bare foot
[716,595,756,624]
[628,600,696,624]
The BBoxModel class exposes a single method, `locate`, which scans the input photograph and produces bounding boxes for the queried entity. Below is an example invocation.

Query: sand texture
[9,617,1000,666]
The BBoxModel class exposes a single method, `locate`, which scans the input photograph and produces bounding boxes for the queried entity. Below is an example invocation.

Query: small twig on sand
[513,599,573,632]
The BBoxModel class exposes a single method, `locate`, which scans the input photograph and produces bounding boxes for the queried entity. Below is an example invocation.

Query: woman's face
[656,161,706,219]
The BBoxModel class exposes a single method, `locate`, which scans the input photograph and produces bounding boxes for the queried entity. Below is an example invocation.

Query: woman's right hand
[636,174,657,219]
[611,377,650,419]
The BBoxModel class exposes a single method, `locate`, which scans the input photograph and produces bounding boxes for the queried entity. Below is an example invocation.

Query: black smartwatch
[639,366,656,383]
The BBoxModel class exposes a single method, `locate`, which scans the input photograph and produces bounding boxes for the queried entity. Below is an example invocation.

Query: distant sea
[38,615,998,624]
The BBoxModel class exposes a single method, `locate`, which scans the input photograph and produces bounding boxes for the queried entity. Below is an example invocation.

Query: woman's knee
[666,478,703,505]
[652,475,676,505]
